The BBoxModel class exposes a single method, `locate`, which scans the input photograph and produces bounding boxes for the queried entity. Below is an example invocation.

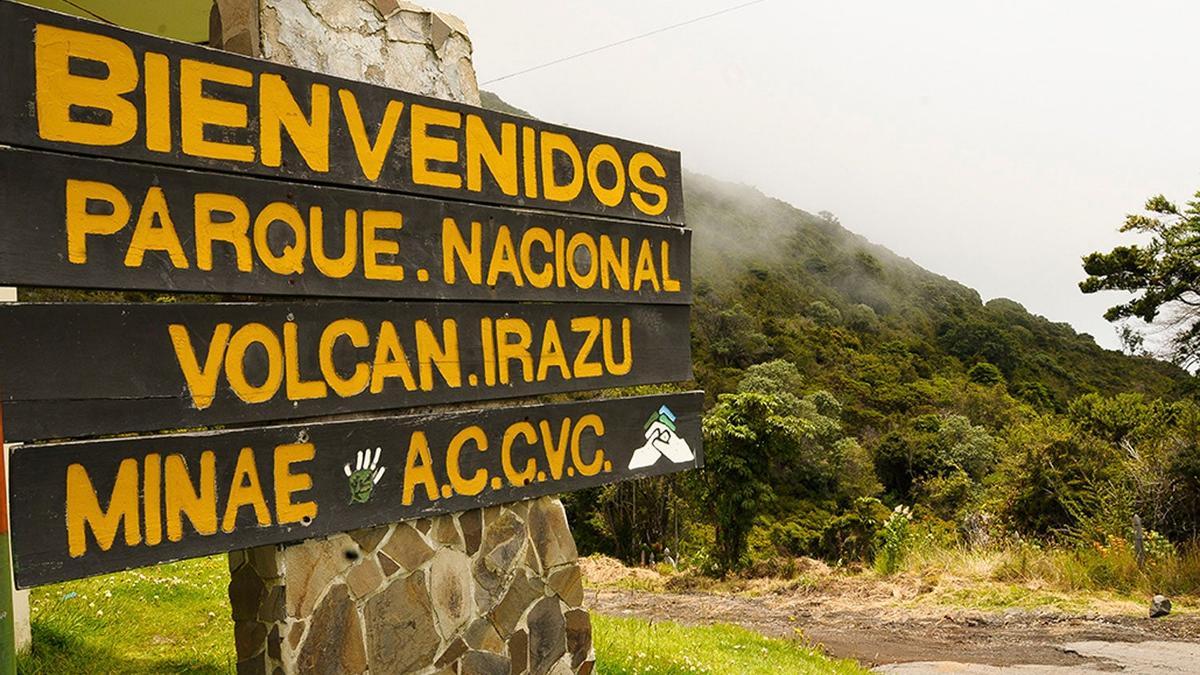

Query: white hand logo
[344,447,386,504]
[629,406,695,470]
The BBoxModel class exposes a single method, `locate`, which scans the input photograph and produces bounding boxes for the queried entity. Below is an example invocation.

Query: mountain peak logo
[628,405,695,470]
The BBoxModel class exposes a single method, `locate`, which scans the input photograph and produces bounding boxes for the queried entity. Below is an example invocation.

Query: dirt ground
[580,557,1200,670]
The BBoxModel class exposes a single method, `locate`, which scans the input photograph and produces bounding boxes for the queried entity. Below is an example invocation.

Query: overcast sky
[435,0,1200,349]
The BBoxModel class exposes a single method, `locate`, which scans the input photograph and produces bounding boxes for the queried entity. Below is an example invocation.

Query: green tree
[1080,192,1200,366]
[701,392,811,573]
[806,300,843,326]
[967,362,1004,386]
[738,359,806,399]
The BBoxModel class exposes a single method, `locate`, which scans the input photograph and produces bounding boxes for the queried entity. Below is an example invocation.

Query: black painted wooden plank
[0,301,692,441]
[0,146,690,302]
[0,0,684,224]
[9,391,704,588]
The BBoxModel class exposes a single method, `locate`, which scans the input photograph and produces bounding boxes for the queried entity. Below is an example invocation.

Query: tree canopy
[1081,192,1200,366]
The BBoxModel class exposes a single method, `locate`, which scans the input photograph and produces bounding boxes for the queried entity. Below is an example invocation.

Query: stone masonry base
[228,497,595,674]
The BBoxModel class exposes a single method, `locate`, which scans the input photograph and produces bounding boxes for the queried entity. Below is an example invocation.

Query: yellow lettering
[661,240,681,292]
[226,323,284,403]
[169,323,232,410]
[339,91,403,181]
[442,218,482,285]
[586,143,625,207]
[221,447,271,532]
[540,132,583,202]
[164,452,217,542]
[253,202,307,275]
[311,208,358,279]
[447,426,488,496]
[274,442,317,525]
[496,318,533,384]
[260,73,330,172]
[571,316,603,378]
[66,459,140,558]
[66,179,130,264]
[539,418,571,480]
[402,432,438,505]
[415,319,461,390]
[35,25,138,145]
[633,239,661,291]
[572,414,606,476]
[480,317,496,387]
[536,319,570,381]
[567,232,598,289]
[599,236,629,291]
[125,187,189,268]
[629,152,668,217]
[143,454,162,546]
[195,192,252,272]
[522,126,539,198]
[284,322,328,400]
[466,115,517,195]
[318,319,370,398]
[411,104,462,189]
[363,210,404,281]
[180,60,254,162]
[486,225,523,287]
[371,321,417,393]
[143,52,171,152]
[501,422,537,486]
[519,227,554,289]
[602,318,633,376]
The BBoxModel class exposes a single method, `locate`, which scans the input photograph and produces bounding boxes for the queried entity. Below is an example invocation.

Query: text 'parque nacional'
[0,148,691,303]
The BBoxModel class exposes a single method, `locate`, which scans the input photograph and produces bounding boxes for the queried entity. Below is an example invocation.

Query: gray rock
[364,570,439,673]
[1151,594,1172,618]
[295,584,367,674]
[527,596,566,675]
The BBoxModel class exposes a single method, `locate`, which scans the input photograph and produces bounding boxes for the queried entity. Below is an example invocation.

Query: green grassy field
[591,616,864,675]
[18,556,861,674]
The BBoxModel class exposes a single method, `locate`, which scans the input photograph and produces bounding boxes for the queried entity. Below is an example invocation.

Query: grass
[19,556,234,674]
[900,540,1200,596]
[886,541,1200,615]
[592,615,865,674]
[17,556,861,674]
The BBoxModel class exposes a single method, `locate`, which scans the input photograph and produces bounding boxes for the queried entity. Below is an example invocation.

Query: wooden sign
[10,391,703,587]
[0,301,692,441]
[0,0,684,224]
[0,146,690,303]
[0,0,703,598]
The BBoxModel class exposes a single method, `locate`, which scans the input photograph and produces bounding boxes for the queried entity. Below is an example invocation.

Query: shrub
[806,300,842,326]
[967,362,1004,386]
[818,497,888,563]
[874,505,914,575]
[914,470,975,520]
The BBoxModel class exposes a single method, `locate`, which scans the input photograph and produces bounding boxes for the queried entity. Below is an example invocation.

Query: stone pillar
[214,4,593,673]
[212,0,479,105]
[228,498,593,674]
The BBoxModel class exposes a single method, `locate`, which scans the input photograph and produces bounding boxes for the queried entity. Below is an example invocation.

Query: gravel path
[588,588,1200,670]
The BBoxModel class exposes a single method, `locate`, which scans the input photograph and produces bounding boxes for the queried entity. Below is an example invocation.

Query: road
[878,640,1200,672]
[588,588,1200,671]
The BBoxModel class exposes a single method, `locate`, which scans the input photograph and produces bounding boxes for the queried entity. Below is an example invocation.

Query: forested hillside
[685,171,1189,418]
[483,93,1200,578]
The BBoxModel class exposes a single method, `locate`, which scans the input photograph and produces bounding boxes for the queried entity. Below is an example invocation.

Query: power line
[60,0,116,25]
[481,0,770,85]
